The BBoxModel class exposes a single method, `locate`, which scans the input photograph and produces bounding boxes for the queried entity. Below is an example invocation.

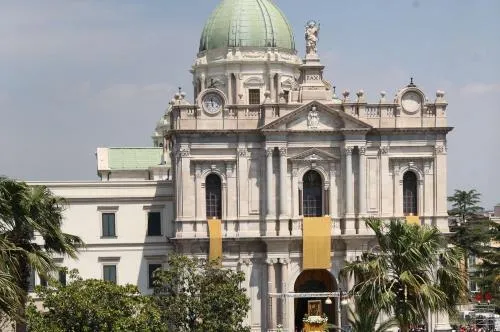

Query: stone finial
[356,89,365,103]
[436,90,446,103]
[180,92,186,100]
[379,91,387,103]
[342,90,350,101]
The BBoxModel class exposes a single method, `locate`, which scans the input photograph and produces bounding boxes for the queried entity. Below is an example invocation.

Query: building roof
[98,148,166,171]
[199,0,295,52]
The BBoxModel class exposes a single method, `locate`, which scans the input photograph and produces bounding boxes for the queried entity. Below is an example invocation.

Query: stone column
[279,147,288,220]
[344,146,355,234]
[267,258,277,330]
[280,258,289,327]
[266,148,275,219]
[358,146,367,216]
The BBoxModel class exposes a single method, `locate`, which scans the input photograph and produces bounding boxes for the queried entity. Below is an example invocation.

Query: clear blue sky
[0,0,499,209]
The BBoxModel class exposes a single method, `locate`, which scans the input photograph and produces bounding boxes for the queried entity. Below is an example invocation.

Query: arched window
[403,171,418,215]
[302,170,323,217]
[206,174,222,219]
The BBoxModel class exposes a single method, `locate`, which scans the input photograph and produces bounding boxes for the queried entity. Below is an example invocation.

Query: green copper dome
[199,0,296,52]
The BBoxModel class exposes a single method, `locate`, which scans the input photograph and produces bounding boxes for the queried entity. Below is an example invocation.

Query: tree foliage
[347,298,397,332]
[0,177,84,327]
[341,218,467,332]
[26,270,165,332]
[447,189,482,223]
[153,255,250,332]
[448,189,500,309]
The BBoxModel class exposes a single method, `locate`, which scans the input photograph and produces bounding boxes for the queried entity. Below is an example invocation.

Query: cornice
[66,196,174,204]
[27,181,172,189]
[369,127,454,135]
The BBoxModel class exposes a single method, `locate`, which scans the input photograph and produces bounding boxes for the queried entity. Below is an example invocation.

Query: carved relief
[434,144,447,155]
[237,148,249,158]
[279,147,287,157]
[178,146,191,158]
[380,146,390,155]
[359,146,366,155]
[343,146,354,155]
[266,148,274,157]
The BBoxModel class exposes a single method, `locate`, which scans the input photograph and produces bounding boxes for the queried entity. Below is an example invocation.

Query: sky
[0,0,499,209]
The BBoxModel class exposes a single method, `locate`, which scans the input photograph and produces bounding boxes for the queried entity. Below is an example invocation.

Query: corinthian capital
[343,146,354,155]
[359,146,366,155]
[279,147,287,157]
[266,148,274,157]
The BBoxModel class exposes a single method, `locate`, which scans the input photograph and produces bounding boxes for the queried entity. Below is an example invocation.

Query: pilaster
[358,146,367,216]
[237,148,249,218]
[279,147,289,221]
[344,146,355,234]
[266,148,276,221]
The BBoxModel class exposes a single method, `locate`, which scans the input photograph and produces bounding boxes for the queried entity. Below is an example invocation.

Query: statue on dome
[305,20,320,55]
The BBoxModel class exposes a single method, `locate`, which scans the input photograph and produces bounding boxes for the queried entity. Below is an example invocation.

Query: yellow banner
[303,217,331,270]
[406,215,420,226]
[208,219,222,261]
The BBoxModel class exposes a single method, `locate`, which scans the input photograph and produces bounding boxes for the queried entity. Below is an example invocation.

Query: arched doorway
[294,269,337,331]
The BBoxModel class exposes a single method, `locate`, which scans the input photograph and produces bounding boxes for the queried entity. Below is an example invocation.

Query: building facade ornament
[359,146,366,155]
[305,20,320,55]
[178,146,191,158]
[266,147,274,157]
[237,148,249,158]
[380,145,390,155]
[435,144,447,155]
[343,146,354,155]
[307,106,320,129]
[279,147,287,157]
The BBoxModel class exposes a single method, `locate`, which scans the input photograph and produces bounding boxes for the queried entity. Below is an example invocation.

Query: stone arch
[297,165,329,189]
[291,269,339,331]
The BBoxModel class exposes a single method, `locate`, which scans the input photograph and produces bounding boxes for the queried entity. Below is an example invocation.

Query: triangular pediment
[261,101,372,132]
[290,148,340,161]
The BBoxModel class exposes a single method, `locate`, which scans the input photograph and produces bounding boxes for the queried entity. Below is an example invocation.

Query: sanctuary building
[32,0,453,330]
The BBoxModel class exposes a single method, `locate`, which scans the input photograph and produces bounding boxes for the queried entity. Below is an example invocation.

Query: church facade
[32,0,454,330]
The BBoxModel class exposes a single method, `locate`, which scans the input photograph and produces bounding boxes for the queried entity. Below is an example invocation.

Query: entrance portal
[294,269,337,331]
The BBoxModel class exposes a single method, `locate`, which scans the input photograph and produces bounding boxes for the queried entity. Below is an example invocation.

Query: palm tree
[341,218,467,332]
[0,177,84,331]
[347,299,397,332]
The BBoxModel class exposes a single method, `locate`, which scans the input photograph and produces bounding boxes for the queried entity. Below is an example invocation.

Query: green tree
[447,189,482,223]
[153,255,250,332]
[341,218,467,332]
[0,177,84,330]
[347,299,397,332]
[26,269,165,332]
[448,189,499,309]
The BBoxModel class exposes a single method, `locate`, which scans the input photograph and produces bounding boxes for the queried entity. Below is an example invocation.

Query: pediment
[261,101,372,132]
[290,148,340,161]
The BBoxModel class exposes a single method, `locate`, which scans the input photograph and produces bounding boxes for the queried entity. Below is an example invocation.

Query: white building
[31,0,454,330]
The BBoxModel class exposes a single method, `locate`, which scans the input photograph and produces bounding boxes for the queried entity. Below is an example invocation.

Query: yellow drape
[406,215,420,226]
[208,219,222,261]
[303,216,331,270]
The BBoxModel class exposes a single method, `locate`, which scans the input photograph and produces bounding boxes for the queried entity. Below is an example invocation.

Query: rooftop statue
[305,20,320,55]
